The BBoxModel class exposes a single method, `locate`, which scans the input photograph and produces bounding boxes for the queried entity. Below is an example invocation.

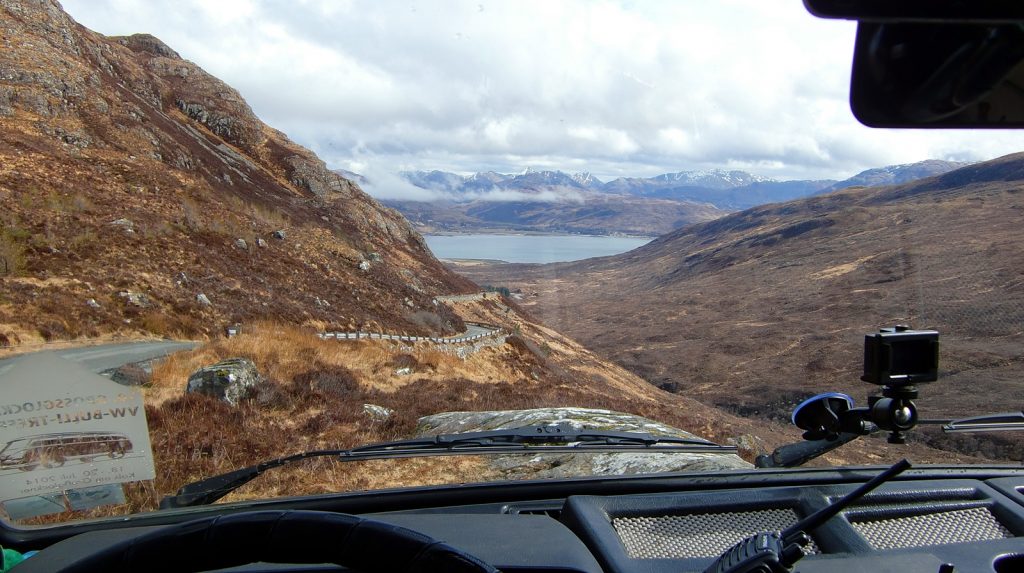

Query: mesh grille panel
[612,509,818,559]
[851,507,1011,550]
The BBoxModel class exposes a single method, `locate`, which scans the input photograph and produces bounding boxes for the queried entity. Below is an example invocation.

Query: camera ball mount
[868,385,920,444]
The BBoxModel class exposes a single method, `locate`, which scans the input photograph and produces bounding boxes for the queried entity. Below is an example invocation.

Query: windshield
[1,0,1022,526]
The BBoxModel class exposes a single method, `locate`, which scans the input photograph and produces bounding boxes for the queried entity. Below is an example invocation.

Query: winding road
[0,293,504,370]
[0,340,198,376]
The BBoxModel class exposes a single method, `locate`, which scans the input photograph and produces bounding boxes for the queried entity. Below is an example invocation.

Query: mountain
[464,171,510,190]
[379,163,967,236]
[382,169,725,235]
[399,168,836,212]
[571,172,603,188]
[458,154,1024,454]
[632,179,836,210]
[398,163,970,210]
[400,169,468,192]
[603,169,775,194]
[386,195,726,237]
[597,169,832,210]
[401,168,591,193]
[506,168,585,189]
[649,169,773,189]
[824,159,971,192]
[593,163,971,210]
[0,0,476,344]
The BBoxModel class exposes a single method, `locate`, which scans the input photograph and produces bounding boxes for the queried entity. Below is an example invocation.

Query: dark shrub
[294,364,360,397]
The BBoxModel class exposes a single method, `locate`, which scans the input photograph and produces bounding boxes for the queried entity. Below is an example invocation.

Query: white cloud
[461,187,587,204]
[61,0,1024,184]
[355,164,445,201]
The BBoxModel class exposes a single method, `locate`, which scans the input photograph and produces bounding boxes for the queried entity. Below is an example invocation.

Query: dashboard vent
[850,506,1012,549]
[503,504,563,519]
[613,509,819,559]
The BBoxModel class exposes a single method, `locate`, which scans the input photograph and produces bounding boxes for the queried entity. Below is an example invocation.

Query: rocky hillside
[0,0,475,345]
[459,154,1024,460]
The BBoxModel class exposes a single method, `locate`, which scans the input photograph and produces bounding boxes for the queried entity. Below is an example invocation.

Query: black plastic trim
[3,465,1024,553]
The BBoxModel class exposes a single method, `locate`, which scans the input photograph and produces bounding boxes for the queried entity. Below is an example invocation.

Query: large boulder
[186,358,263,406]
[363,404,394,423]
[118,291,152,308]
[416,407,752,479]
[108,363,152,387]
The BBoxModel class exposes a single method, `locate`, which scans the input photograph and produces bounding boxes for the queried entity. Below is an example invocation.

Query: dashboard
[8,466,1024,572]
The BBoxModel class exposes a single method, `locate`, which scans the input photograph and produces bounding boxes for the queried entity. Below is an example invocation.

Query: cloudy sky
[62,0,1024,190]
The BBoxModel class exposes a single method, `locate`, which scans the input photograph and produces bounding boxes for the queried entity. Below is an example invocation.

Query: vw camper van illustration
[0,432,133,471]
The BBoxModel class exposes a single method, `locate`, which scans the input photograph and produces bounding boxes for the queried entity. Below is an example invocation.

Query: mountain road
[0,340,198,377]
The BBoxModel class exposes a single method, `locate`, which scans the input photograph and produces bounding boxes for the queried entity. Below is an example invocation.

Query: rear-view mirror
[804,0,1024,22]
[850,21,1024,127]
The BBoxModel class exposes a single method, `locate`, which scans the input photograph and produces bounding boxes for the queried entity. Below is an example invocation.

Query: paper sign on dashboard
[0,352,156,512]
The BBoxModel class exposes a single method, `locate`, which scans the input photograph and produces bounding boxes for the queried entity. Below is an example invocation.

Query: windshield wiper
[942,411,1024,433]
[160,423,736,508]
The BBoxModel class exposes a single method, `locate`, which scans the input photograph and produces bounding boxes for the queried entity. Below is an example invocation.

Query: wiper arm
[755,432,862,469]
[160,423,735,508]
[943,411,1024,433]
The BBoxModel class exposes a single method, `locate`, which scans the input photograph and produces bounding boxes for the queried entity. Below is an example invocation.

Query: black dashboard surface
[10,472,1024,572]
[560,477,1024,573]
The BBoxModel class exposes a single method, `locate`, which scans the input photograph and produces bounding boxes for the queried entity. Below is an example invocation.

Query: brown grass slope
[18,304,779,524]
[0,0,475,345]
[461,153,1024,460]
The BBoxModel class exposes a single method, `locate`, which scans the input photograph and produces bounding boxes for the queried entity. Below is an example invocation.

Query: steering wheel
[58,510,500,573]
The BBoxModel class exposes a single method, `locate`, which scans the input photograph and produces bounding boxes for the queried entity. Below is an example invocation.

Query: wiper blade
[402,422,725,448]
[942,411,1024,433]
[160,423,736,508]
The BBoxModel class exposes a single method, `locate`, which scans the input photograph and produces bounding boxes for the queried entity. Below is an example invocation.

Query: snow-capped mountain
[649,169,775,189]
[601,169,778,196]
[347,159,978,236]
[506,169,583,189]
[402,169,592,193]
[571,172,604,188]
[466,171,509,185]
[385,160,969,215]
[400,168,781,197]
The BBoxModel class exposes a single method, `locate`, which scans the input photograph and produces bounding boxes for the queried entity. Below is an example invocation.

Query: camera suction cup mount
[792,392,871,440]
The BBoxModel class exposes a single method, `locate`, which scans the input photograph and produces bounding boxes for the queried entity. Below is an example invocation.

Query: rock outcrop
[186,357,263,406]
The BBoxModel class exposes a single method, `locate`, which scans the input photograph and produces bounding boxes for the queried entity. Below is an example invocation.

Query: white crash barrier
[318,322,503,346]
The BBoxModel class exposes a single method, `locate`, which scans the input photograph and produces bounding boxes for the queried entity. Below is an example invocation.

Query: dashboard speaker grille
[850,506,1011,549]
[612,509,818,559]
